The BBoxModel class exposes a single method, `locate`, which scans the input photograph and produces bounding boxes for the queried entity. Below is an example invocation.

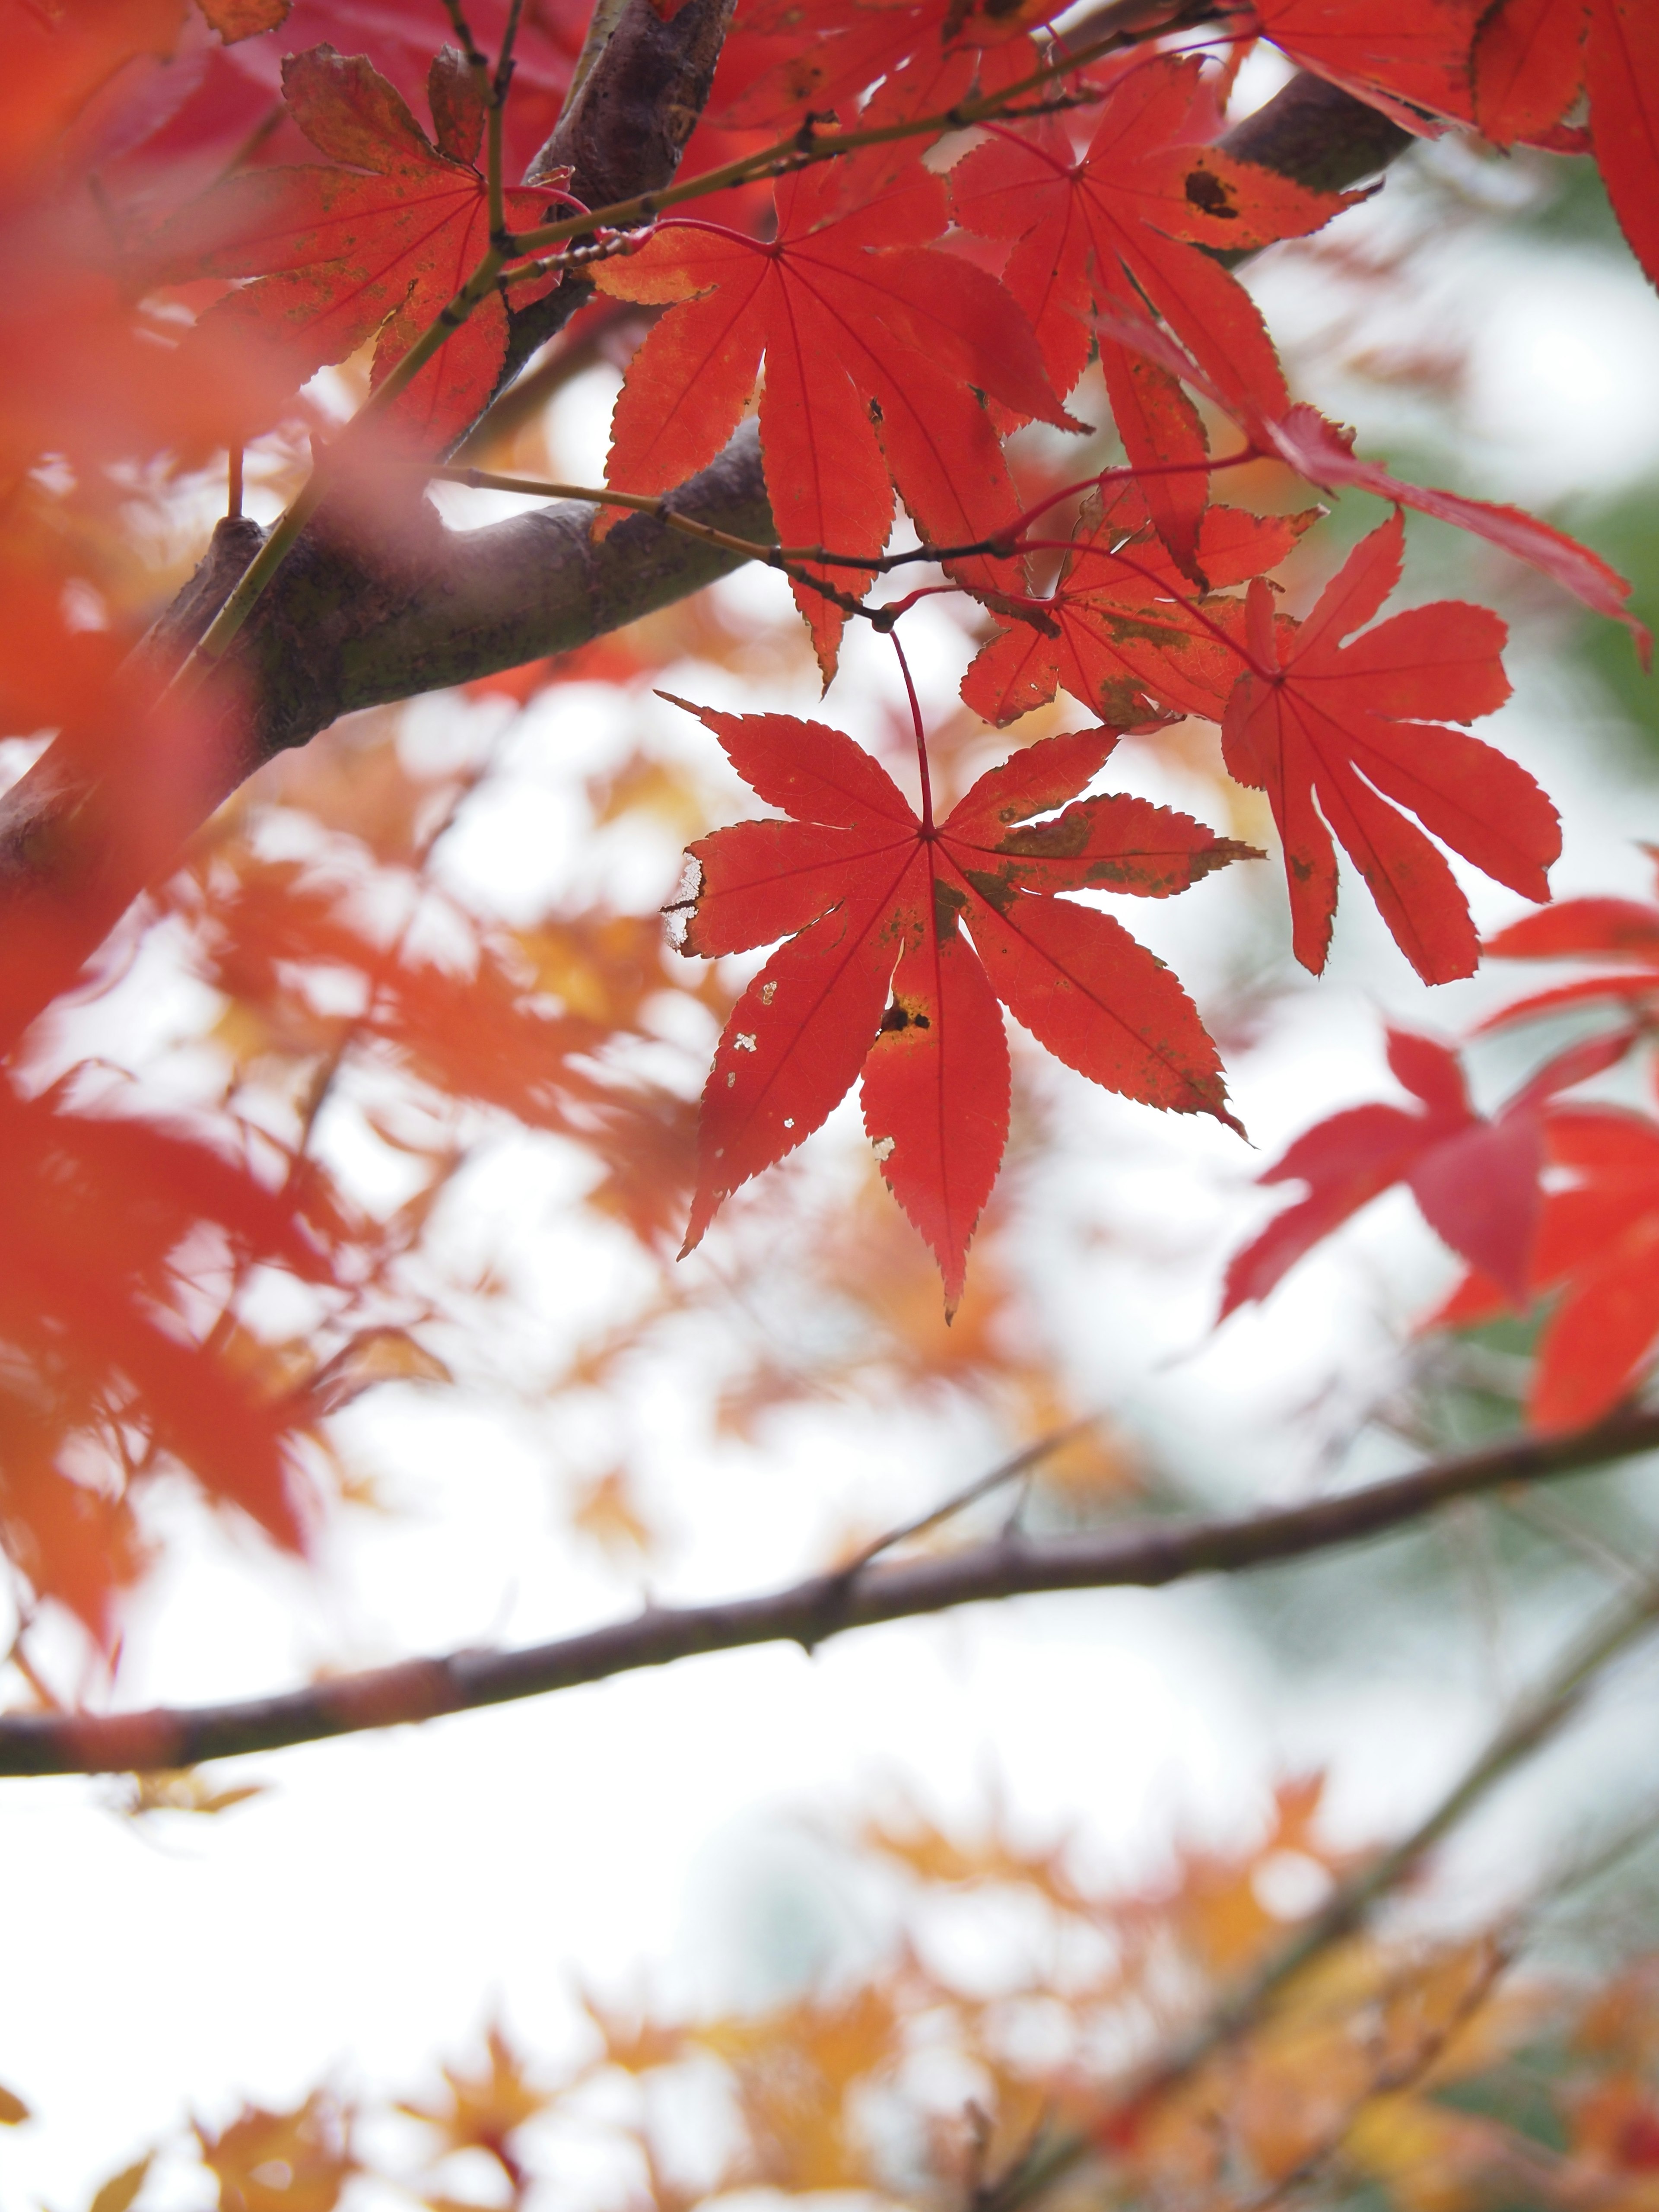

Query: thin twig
[153,0,1241,702]
[835,1417,1103,1578]
[506,0,1243,259]
[2,1410,1657,1777]
[973,1572,1659,2212]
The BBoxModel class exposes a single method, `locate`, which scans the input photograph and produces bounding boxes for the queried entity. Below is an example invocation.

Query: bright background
[8,48,1659,2205]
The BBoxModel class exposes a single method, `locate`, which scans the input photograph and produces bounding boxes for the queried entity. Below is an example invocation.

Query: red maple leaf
[591,149,1077,678]
[1077,305,1645,648]
[1474,0,1659,288]
[1250,0,1484,131]
[950,57,1357,575]
[1220,1027,1624,1321]
[1220,511,1560,984]
[960,482,1317,729]
[149,43,562,448]
[1262,406,1650,653]
[1433,1103,1659,1432]
[710,0,1048,129]
[666,704,1252,1304]
[1479,869,1659,1034]
[112,0,586,206]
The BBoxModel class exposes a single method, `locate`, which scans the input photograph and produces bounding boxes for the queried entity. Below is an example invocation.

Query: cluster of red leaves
[570,13,1655,1294]
[0,1073,340,1640]
[1257,0,1659,290]
[1223,863,1659,1433]
[7,0,1659,1611]
[145,42,570,449]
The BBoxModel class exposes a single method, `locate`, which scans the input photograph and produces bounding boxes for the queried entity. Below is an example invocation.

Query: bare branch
[1,1409,1655,1777]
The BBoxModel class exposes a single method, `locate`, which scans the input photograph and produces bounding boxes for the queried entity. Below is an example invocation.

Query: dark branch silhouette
[0,51,1414,1048]
[4,1408,1656,1777]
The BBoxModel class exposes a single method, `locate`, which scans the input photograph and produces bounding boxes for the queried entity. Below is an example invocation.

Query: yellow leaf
[119,1770,267,1819]
[569,1466,654,1559]
[89,2154,153,2212]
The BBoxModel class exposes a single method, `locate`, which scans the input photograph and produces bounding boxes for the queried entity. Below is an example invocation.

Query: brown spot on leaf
[1000,812,1090,860]
[1185,166,1238,219]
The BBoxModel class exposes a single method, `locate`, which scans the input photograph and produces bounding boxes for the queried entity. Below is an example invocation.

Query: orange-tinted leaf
[198,0,291,41]
[197,2093,357,2212]
[148,44,562,447]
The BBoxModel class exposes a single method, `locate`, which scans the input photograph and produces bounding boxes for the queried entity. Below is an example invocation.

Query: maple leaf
[197,2092,357,2212]
[1077,305,1646,649]
[667,702,1252,1305]
[1220,511,1560,984]
[710,0,1049,130]
[1251,0,1485,132]
[95,0,585,206]
[592,150,1078,678]
[960,481,1318,729]
[400,2023,553,2187]
[198,0,289,41]
[1262,405,1650,655]
[149,43,562,448]
[1433,1106,1659,1432]
[0,0,184,187]
[0,1082,343,1583]
[950,58,1357,574]
[1220,1027,1626,1320]
[1475,0,1659,289]
[1479,869,1659,1033]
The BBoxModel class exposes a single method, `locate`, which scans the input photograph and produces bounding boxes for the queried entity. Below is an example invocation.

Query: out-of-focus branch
[975,1573,1659,2212]
[0,423,773,1044]
[1225,67,1414,194]
[0,1408,1654,1777]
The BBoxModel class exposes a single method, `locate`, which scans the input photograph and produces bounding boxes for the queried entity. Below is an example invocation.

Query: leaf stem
[165,245,509,700]
[156,0,1245,707]
[891,630,932,833]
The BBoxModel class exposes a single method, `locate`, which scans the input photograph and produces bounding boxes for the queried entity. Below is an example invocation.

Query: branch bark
[0,64,1412,1046]
[5,1409,1655,1776]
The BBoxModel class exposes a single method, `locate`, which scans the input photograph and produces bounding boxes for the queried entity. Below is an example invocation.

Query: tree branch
[975,1567,1659,2212]
[0,65,1414,1046]
[4,1409,1655,1777]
